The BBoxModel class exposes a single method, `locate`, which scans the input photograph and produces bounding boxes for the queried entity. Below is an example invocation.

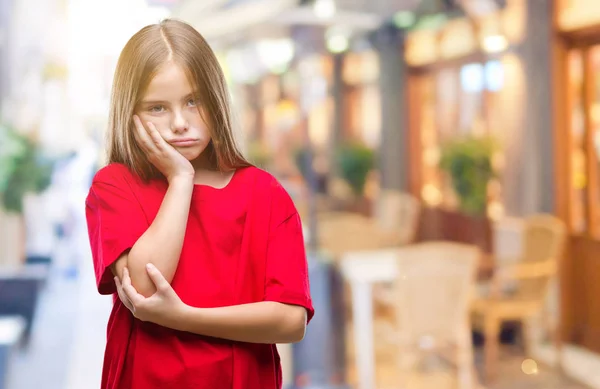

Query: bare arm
[176,302,307,344]
[110,176,193,297]
[107,116,196,297]
[119,265,308,344]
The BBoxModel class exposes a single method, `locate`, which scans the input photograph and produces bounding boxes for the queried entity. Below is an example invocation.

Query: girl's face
[136,61,210,163]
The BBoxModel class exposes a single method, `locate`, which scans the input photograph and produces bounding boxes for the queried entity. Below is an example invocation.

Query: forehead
[143,62,194,99]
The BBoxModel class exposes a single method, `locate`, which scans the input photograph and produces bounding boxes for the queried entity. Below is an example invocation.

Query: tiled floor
[342,312,588,389]
[344,344,588,389]
[481,352,585,389]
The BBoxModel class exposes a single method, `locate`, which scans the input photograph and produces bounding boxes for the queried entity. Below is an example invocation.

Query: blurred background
[0,0,597,388]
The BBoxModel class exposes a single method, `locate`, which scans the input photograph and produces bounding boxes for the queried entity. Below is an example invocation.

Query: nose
[171,109,188,133]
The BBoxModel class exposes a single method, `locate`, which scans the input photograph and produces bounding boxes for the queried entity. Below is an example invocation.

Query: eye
[148,105,165,113]
[186,98,199,107]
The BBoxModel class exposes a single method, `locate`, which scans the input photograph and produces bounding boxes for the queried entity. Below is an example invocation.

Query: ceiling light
[314,0,336,20]
[256,39,295,73]
[326,34,349,54]
[482,34,508,53]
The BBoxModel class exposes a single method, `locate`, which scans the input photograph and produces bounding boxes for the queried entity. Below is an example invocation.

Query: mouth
[169,138,200,147]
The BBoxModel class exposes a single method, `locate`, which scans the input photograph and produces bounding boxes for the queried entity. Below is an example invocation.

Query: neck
[191,150,216,172]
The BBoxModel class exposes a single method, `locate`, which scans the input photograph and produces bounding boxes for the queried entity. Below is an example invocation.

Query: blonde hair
[106,19,250,180]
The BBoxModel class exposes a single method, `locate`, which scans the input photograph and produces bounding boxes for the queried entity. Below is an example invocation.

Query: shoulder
[237,165,274,184]
[91,163,143,188]
[88,163,149,205]
[239,166,297,220]
[239,166,291,199]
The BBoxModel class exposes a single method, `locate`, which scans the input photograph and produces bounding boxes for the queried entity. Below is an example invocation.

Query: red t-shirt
[85,163,314,389]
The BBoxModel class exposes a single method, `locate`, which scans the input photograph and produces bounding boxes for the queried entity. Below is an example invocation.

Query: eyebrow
[140,93,198,106]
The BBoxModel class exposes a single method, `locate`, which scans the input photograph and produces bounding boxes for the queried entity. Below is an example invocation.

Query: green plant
[439,135,498,216]
[0,123,26,192]
[0,123,55,213]
[336,143,375,196]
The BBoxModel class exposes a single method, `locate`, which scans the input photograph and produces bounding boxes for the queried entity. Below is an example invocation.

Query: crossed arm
[109,176,194,297]
[115,265,307,344]
[110,177,306,344]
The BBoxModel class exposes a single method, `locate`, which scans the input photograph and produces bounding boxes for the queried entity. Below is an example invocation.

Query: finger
[145,263,171,293]
[122,268,145,305]
[122,267,131,285]
[132,115,145,139]
[115,277,131,307]
[123,282,144,306]
[115,276,123,296]
[145,121,167,148]
[133,115,152,144]
[133,115,156,151]
[122,267,135,291]
[115,277,134,312]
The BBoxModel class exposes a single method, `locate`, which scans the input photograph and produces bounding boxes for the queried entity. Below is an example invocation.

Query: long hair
[106,18,250,180]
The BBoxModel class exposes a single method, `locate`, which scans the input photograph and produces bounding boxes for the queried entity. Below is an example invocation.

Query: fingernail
[146,263,153,270]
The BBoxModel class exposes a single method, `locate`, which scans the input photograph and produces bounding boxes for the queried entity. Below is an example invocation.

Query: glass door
[566,44,600,237]
[587,45,600,237]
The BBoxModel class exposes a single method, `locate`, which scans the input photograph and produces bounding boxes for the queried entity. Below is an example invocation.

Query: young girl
[85,19,313,389]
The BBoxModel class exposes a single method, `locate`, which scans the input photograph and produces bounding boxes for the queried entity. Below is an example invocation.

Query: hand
[114,275,135,313]
[119,264,188,329]
[133,115,194,182]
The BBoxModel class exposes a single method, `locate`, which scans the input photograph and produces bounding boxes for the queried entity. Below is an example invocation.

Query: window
[417,59,505,216]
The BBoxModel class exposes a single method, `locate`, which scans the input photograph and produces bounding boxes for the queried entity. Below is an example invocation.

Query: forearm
[176,302,307,344]
[127,176,193,296]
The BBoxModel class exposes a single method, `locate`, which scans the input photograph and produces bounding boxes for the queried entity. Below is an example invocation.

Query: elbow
[288,322,306,343]
[110,252,154,297]
[279,306,308,344]
[126,249,174,297]
[125,253,157,298]
[128,269,157,298]
[135,283,157,299]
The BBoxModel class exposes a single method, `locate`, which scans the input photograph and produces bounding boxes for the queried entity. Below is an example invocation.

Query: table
[339,246,494,389]
[339,249,399,389]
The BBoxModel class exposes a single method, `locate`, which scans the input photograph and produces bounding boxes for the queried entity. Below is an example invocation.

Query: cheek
[188,114,210,136]
[138,113,171,135]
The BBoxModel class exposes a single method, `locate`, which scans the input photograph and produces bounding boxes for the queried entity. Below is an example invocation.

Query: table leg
[351,281,375,389]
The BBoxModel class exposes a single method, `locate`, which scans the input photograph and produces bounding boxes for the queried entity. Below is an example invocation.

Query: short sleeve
[263,182,314,323]
[85,166,149,295]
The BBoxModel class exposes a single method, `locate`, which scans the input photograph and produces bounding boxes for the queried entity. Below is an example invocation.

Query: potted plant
[0,122,55,345]
[335,142,375,214]
[439,135,498,216]
[0,122,55,265]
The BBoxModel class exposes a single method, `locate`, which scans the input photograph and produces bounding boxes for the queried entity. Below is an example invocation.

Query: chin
[179,149,203,161]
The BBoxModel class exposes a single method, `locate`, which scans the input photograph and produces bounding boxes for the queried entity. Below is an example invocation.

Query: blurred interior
[1,0,600,388]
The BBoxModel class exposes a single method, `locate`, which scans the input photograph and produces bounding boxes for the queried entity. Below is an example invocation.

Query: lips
[169,138,200,147]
